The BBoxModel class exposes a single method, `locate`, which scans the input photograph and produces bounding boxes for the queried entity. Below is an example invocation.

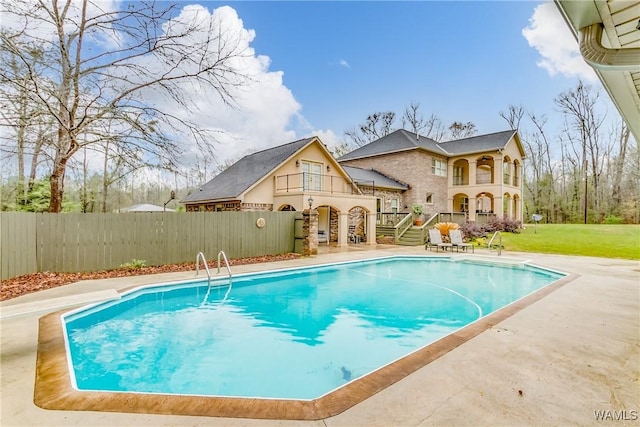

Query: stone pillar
[367,212,377,245]
[336,212,349,247]
[302,208,318,256]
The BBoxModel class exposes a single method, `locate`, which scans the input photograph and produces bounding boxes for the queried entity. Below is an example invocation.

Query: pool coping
[33,257,578,420]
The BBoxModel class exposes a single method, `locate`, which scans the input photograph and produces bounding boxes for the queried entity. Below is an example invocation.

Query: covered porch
[274,192,377,248]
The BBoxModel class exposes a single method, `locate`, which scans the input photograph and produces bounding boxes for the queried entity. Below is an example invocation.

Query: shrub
[120,259,146,269]
[603,215,623,224]
[459,222,487,240]
[482,217,522,234]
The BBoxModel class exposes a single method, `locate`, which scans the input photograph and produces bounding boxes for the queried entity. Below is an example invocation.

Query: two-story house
[181,129,525,246]
[337,129,525,224]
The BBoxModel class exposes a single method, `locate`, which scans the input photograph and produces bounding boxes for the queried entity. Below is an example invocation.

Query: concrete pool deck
[1,246,639,426]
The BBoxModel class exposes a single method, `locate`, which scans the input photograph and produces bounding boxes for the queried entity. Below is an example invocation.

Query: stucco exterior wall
[445,136,524,221]
[244,140,350,208]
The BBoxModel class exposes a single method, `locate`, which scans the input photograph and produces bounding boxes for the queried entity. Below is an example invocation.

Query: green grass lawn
[499,224,640,260]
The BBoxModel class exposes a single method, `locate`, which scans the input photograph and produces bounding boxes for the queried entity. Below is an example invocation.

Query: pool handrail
[217,250,232,279]
[488,231,502,255]
[195,252,211,282]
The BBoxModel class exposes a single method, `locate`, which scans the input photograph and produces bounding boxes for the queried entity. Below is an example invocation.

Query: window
[453,166,464,185]
[301,161,322,191]
[503,160,511,185]
[513,163,520,186]
[390,198,399,213]
[459,197,469,212]
[425,192,433,204]
[431,159,447,176]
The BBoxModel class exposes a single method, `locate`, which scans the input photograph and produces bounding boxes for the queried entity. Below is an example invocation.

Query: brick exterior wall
[362,187,405,213]
[340,150,448,217]
[241,203,274,211]
[185,201,273,212]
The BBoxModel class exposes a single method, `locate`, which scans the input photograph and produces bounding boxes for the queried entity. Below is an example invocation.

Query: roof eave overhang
[181,197,241,205]
[554,0,640,142]
[339,145,449,163]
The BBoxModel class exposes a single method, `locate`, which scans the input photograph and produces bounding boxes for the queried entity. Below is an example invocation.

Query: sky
[216,1,590,134]
[159,0,605,165]
[2,0,617,183]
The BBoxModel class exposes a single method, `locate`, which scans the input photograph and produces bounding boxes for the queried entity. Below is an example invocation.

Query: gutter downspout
[579,23,640,71]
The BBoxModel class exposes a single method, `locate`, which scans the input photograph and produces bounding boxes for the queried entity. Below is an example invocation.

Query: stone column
[367,212,377,245]
[336,212,349,247]
[302,208,319,256]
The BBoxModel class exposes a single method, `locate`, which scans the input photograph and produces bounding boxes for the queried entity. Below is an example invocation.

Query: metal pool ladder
[217,250,232,278]
[197,251,233,305]
[488,231,502,256]
[195,251,211,283]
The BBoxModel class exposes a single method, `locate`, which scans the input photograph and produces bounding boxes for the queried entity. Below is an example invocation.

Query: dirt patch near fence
[1,253,301,301]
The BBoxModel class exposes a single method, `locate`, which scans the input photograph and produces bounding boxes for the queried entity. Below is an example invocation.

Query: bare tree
[422,113,447,142]
[446,121,477,140]
[0,0,251,212]
[555,81,608,222]
[0,40,55,203]
[499,105,525,130]
[609,121,631,215]
[401,101,427,135]
[344,111,396,147]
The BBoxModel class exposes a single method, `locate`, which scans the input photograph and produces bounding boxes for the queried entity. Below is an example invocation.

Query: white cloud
[0,0,122,48]
[113,4,304,169]
[522,1,597,82]
[308,129,343,154]
[0,2,318,181]
[339,59,351,69]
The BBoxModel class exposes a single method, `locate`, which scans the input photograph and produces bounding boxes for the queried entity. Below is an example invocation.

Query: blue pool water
[63,256,565,399]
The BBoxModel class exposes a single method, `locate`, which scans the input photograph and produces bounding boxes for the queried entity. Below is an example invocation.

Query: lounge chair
[450,229,474,253]
[426,229,452,252]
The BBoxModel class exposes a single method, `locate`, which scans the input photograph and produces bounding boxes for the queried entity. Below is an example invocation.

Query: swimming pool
[61,256,565,403]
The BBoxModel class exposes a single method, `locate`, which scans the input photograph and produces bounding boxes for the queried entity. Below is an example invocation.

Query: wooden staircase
[396,226,426,246]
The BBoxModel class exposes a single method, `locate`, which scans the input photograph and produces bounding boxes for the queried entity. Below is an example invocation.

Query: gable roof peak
[337,128,444,161]
[436,129,521,156]
[181,136,317,204]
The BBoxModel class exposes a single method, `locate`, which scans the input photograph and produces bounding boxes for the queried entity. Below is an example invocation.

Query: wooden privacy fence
[0,211,300,280]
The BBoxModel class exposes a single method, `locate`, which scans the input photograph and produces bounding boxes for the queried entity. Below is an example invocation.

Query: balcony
[275,172,374,195]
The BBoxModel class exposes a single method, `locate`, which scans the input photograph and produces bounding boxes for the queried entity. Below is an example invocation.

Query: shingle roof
[181,137,315,203]
[337,128,520,160]
[342,166,409,190]
[337,129,445,161]
[437,130,517,155]
[120,204,175,212]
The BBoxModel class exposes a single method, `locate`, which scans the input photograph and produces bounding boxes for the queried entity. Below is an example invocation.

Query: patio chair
[450,229,474,253]
[426,229,452,252]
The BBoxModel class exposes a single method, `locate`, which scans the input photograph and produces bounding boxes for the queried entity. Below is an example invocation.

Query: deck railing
[275,172,373,195]
[377,212,405,226]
